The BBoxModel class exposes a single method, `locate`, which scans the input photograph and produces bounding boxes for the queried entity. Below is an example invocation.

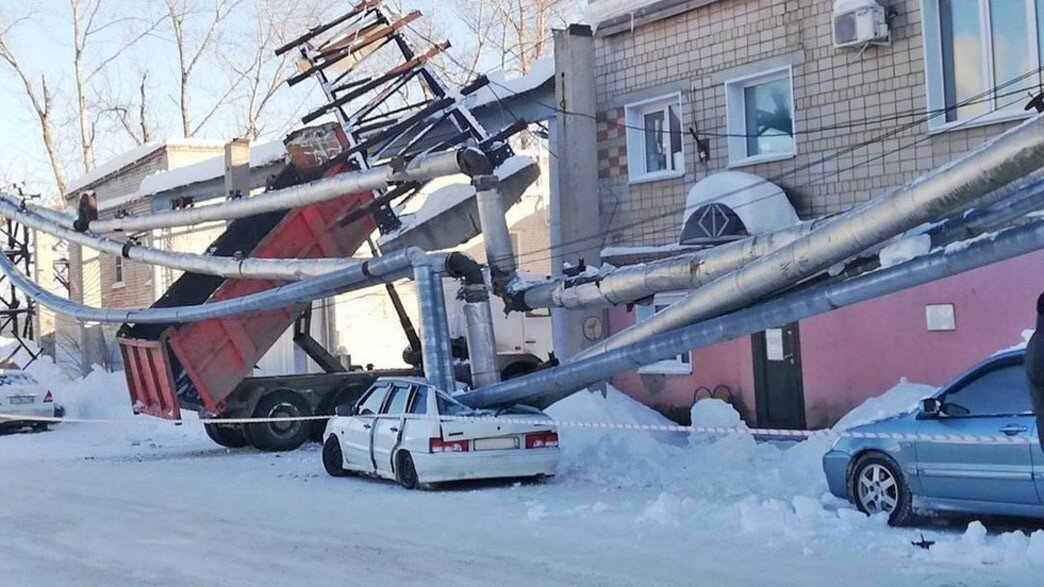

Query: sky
[0,0,496,197]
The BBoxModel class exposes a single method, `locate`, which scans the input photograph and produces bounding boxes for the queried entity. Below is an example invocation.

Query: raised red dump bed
[118,126,376,420]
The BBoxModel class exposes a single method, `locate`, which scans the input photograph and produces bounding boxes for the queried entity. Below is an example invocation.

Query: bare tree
[97,70,154,145]
[226,0,328,139]
[0,16,69,195]
[162,0,244,137]
[69,0,163,171]
[453,0,578,77]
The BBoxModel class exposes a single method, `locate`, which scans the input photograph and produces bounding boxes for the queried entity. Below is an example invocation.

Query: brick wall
[592,0,1026,248]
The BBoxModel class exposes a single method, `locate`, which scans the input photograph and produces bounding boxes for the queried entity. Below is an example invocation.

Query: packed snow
[2,347,1043,584]
[879,234,932,268]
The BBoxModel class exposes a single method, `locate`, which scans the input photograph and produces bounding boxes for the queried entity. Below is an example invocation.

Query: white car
[0,370,56,433]
[322,377,560,489]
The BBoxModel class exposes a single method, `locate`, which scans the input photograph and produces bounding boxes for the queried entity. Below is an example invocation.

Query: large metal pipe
[0,195,365,281]
[462,220,1044,409]
[462,289,500,388]
[415,261,457,392]
[515,219,823,310]
[86,147,489,233]
[0,247,427,324]
[473,175,517,281]
[513,177,1044,312]
[577,113,1044,361]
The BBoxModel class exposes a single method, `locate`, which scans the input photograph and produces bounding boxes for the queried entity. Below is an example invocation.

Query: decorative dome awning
[680,171,800,245]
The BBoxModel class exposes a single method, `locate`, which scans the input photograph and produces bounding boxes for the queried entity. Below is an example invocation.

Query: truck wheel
[322,436,349,477]
[245,390,313,452]
[204,423,248,448]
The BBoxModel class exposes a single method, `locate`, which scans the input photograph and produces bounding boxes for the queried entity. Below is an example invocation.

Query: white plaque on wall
[766,328,785,361]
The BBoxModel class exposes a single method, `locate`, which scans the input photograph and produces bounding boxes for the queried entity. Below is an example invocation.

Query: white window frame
[724,66,797,168]
[635,292,693,375]
[921,0,1041,133]
[624,92,685,184]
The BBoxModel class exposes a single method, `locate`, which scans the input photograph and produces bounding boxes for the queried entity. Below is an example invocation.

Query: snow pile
[879,234,931,268]
[57,367,137,420]
[470,58,554,108]
[832,378,937,430]
[67,138,225,194]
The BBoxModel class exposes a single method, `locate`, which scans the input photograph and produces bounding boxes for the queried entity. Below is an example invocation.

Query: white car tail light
[525,431,558,449]
[429,437,469,453]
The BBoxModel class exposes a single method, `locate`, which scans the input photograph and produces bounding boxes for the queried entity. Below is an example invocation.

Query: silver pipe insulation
[576,113,1044,361]
[462,219,1044,410]
[415,262,457,392]
[514,178,1044,312]
[0,195,365,281]
[0,247,429,324]
[462,288,500,388]
[516,219,824,310]
[473,175,517,279]
[86,148,486,233]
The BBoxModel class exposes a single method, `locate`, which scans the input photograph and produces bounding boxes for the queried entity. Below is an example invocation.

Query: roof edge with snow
[588,0,723,37]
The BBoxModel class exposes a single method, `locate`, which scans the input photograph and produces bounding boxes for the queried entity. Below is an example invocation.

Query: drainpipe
[461,219,1044,409]
[445,252,499,388]
[576,113,1044,361]
[80,147,490,233]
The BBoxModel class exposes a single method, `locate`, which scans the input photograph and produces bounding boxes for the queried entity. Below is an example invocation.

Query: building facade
[584,0,1043,426]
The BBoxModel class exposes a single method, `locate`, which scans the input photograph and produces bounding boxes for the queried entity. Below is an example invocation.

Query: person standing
[1028,293,1044,448]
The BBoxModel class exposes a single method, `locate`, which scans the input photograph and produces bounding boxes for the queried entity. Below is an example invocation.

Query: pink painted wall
[606,251,1043,428]
[609,305,756,424]
[799,249,1043,428]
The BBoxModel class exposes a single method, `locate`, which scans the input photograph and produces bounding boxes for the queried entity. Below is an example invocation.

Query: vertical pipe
[414,263,457,392]
[473,175,517,280]
[462,285,500,388]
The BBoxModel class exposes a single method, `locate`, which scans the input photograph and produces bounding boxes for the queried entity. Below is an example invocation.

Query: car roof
[375,375,435,388]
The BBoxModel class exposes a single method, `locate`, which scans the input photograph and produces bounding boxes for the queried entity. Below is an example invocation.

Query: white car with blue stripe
[0,370,56,432]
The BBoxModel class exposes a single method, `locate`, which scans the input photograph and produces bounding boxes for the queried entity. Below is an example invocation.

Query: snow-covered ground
[2,358,1043,586]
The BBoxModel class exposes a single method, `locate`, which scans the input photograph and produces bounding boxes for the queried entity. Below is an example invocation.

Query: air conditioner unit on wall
[833,0,890,50]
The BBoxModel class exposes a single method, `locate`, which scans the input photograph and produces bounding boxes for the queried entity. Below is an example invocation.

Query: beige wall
[592,0,1025,247]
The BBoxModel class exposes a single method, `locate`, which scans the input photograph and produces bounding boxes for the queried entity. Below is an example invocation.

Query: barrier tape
[1,411,1039,445]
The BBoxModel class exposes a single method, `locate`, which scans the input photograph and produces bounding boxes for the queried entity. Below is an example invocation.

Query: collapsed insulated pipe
[515,219,824,311]
[415,260,457,393]
[576,113,1044,361]
[0,246,432,324]
[462,220,1044,410]
[84,147,491,233]
[513,176,1044,312]
[0,195,364,281]
[446,253,500,388]
[472,175,517,282]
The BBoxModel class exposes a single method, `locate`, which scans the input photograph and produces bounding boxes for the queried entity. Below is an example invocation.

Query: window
[725,67,796,167]
[624,93,684,183]
[635,293,693,375]
[435,391,474,416]
[113,256,124,287]
[924,0,1044,129]
[409,387,429,415]
[942,361,1031,417]
[356,384,389,416]
[382,384,411,415]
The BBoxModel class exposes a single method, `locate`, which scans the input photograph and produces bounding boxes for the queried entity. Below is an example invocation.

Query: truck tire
[204,423,248,448]
[245,389,313,452]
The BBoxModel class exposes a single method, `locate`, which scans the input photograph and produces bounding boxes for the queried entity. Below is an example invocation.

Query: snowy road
[2,367,1043,586]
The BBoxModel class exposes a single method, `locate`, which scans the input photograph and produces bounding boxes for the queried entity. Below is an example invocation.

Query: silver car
[823,350,1043,525]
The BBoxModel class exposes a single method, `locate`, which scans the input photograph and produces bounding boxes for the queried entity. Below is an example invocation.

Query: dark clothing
[1028,295,1044,449]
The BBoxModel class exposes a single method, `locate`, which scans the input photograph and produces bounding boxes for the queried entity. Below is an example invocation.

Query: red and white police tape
[1,411,1038,445]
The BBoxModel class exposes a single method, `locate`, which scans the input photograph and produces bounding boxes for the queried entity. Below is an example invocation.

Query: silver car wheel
[857,463,898,514]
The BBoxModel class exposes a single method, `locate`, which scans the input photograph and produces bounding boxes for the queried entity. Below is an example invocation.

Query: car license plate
[8,395,35,405]
[474,437,518,451]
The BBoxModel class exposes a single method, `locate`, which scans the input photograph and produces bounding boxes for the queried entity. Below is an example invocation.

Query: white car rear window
[0,372,37,386]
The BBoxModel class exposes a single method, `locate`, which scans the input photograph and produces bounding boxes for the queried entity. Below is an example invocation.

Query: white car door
[372,383,412,476]
[341,383,389,472]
